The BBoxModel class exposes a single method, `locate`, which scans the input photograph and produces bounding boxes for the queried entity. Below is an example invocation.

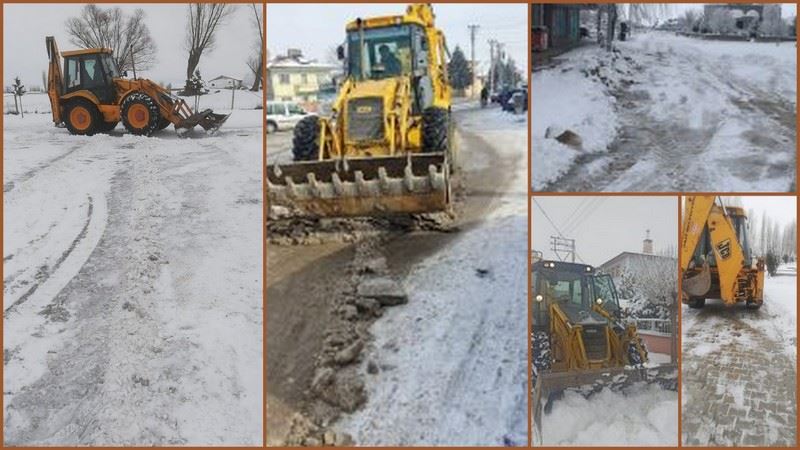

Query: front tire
[64,99,101,136]
[266,121,277,134]
[121,93,160,136]
[292,116,320,161]
[421,107,449,153]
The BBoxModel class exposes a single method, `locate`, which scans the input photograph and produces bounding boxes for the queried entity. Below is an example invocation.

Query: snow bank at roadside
[763,266,797,360]
[338,104,528,445]
[542,383,678,446]
[338,216,528,446]
[532,48,618,190]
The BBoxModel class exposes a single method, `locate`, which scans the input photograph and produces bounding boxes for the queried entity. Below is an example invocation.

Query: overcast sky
[666,3,796,19]
[266,3,527,69]
[3,3,260,87]
[532,196,678,267]
[723,196,796,228]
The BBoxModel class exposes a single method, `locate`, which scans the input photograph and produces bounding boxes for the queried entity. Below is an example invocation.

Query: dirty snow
[337,104,528,445]
[3,102,263,445]
[541,383,678,446]
[533,31,796,192]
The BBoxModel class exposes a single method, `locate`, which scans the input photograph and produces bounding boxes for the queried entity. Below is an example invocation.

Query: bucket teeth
[403,164,414,192]
[266,153,450,217]
[332,172,344,195]
[378,166,390,193]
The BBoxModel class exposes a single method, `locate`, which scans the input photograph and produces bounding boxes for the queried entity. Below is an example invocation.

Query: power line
[533,198,586,263]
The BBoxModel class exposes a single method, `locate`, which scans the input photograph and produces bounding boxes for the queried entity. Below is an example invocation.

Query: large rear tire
[688,297,706,309]
[421,107,449,153]
[121,93,160,136]
[64,99,101,136]
[292,115,320,161]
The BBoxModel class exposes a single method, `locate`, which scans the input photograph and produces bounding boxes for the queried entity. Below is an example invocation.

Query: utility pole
[550,236,576,263]
[488,39,496,93]
[468,24,479,99]
[495,41,506,88]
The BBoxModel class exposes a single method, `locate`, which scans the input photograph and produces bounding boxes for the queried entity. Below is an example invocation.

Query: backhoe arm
[682,196,746,303]
[45,36,63,124]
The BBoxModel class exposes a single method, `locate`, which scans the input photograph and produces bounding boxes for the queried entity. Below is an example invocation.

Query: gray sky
[3,3,260,88]
[665,3,796,19]
[532,196,678,267]
[266,3,526,70]
[724,196,796,228]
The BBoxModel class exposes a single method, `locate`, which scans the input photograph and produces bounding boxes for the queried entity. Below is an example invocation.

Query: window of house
[279,74,290,84]
[301,74,308,84]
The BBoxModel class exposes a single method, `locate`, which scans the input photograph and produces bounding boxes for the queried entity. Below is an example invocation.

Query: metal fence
[630,318,672,335]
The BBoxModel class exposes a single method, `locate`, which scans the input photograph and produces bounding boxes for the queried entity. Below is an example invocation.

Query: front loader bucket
[533,365,677,444]
[267,153,450,218]
[178,109,231,134]
[683,261,711,298]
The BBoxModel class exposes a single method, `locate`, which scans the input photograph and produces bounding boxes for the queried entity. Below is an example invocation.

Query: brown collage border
[0,0,798,448]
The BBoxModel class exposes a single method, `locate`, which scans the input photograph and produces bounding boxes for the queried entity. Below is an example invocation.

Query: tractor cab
[339,4,447,117]
[532,260,622,332]
[61,48,120,104]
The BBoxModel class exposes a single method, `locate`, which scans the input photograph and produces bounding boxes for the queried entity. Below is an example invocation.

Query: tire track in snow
[4,195,93,314]
[3,144,82,193]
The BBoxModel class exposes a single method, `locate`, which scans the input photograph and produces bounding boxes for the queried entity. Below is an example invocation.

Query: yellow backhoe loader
[681,196,764,309]
[267,4,454,218]
[532,259,677,442]
[46,36,229,136]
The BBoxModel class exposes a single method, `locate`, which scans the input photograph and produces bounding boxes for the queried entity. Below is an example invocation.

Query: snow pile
[532,47,619,190]
[541,383,678,446]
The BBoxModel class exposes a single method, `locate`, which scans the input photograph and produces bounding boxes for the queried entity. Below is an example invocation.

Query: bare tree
[184,3,234,92]
[246,4,264,91]
[678,9,702,32]
[707,9,735,35]
[66,5,157,72]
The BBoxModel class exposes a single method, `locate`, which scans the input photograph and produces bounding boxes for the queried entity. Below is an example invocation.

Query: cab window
[66,58,81,89]
[81,55,105,89]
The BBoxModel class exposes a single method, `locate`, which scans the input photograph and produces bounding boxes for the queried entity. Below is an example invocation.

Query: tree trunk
[250,54,263,91]
[185,50,202,93]
[596,9,602,44]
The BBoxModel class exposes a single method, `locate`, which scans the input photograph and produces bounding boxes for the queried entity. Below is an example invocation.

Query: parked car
[266,101,310,133]
[503,87,528,114]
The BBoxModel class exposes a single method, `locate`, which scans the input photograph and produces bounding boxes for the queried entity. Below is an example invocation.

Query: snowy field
[533,31,796,192]
[337,105,529,445]
[3,98,263,444]
[682,265,797,446]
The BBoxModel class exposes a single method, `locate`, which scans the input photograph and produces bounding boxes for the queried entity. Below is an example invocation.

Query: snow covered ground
[541,383,678,446]
[533,31,796,192]
[337,105,528,445]
[3,104,263,444]
[682,265,797,446]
